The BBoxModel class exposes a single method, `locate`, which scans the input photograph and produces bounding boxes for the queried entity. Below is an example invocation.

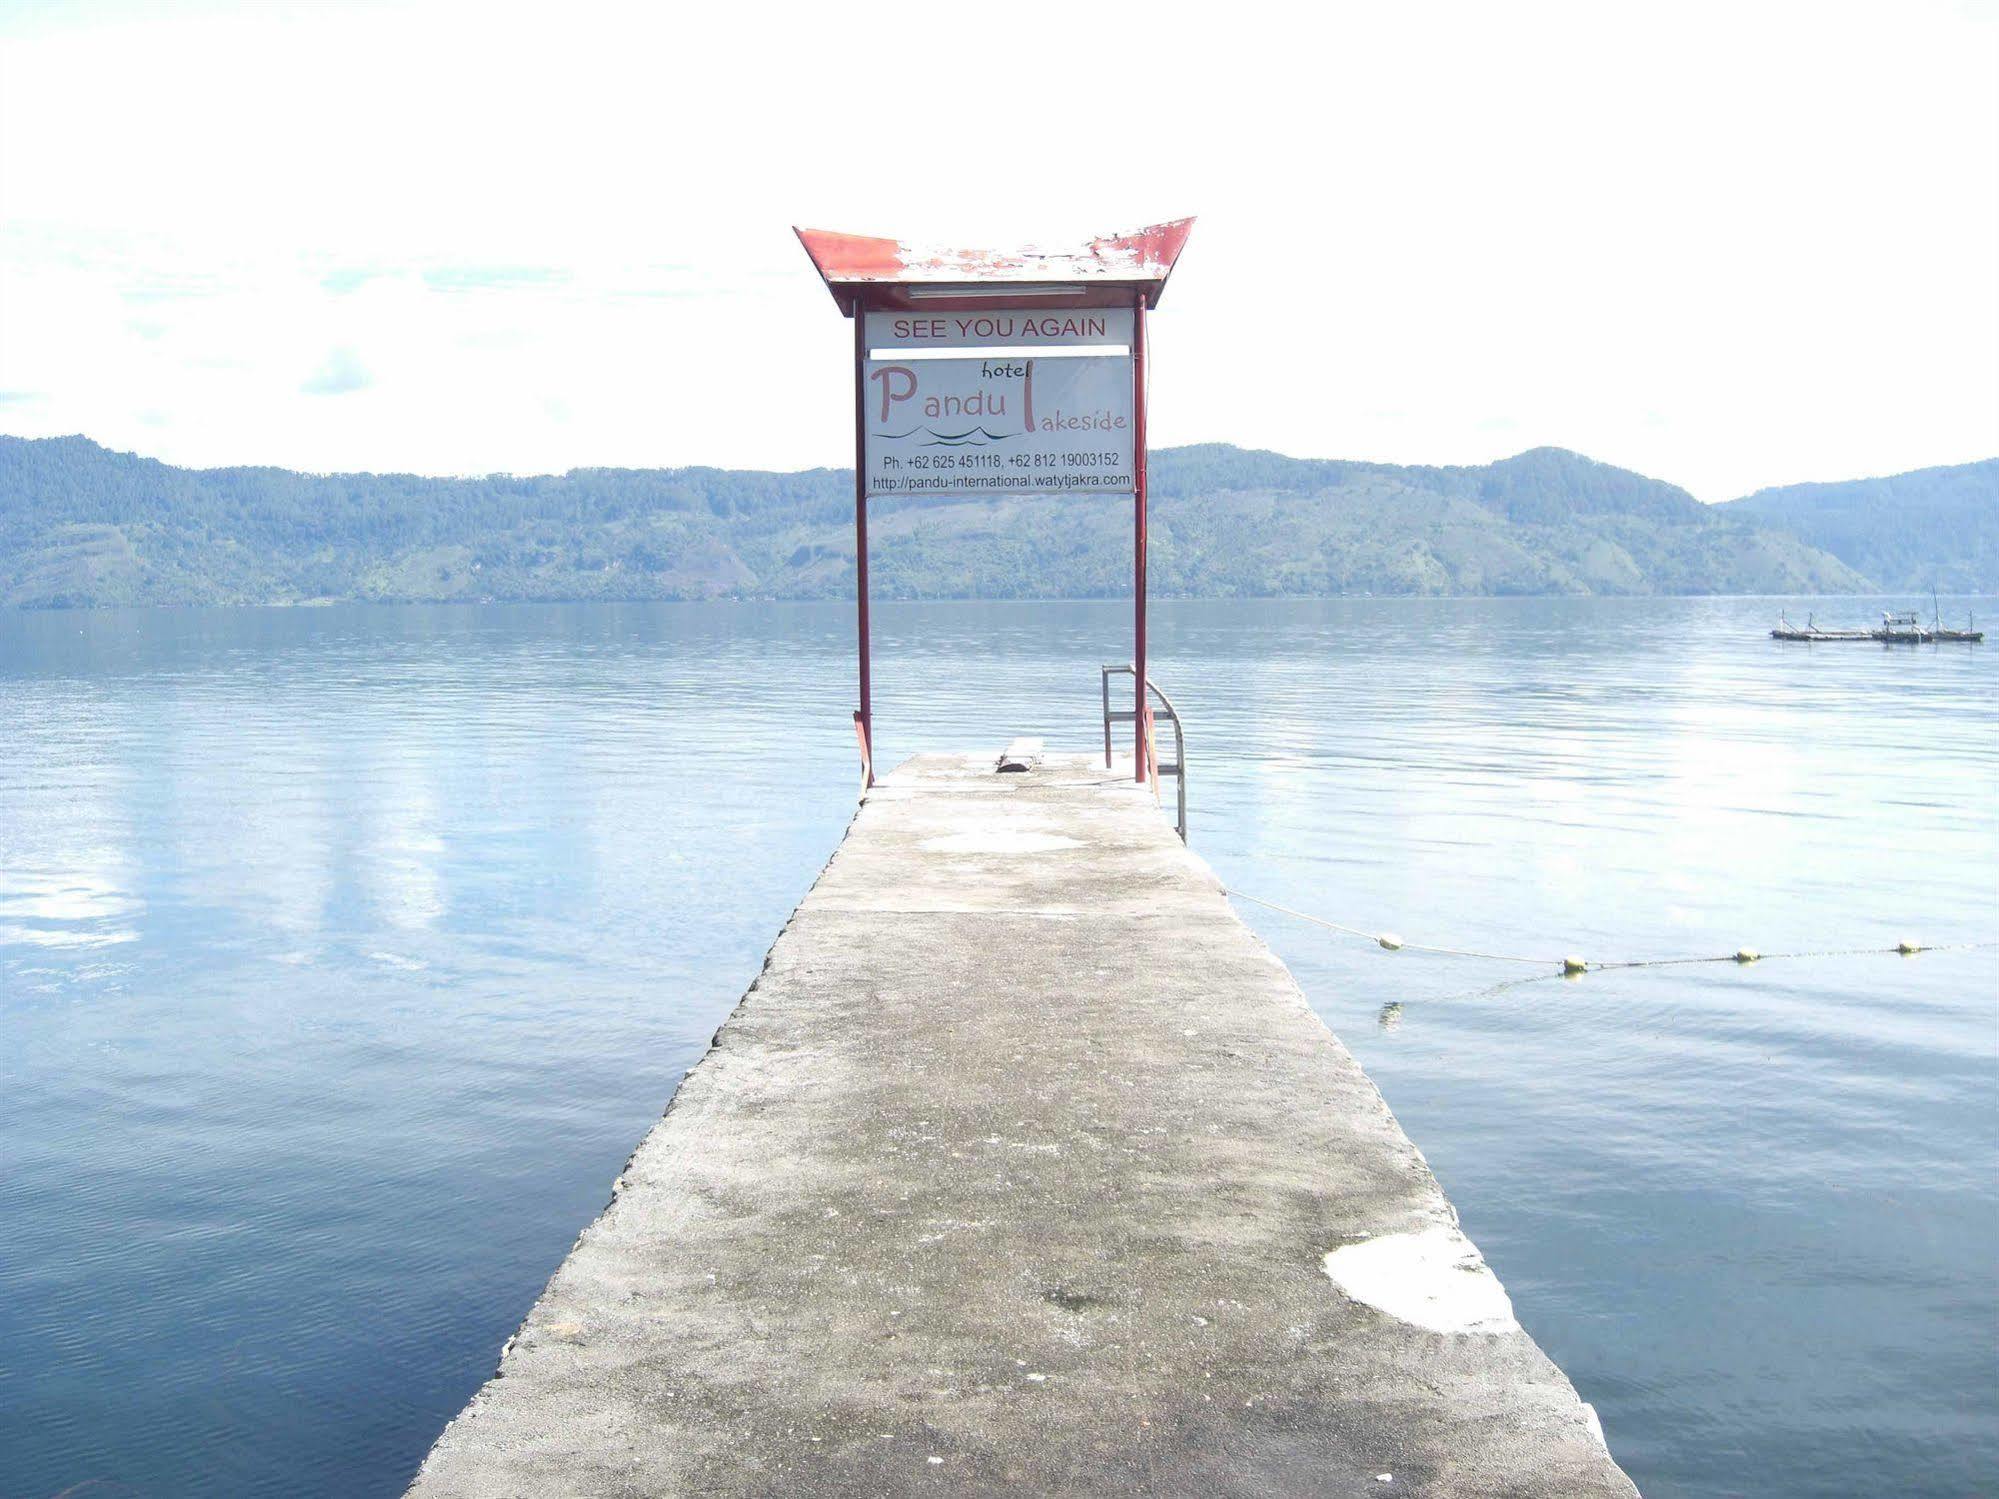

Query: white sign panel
[866,307,1132,352]
[863,355,1134,496]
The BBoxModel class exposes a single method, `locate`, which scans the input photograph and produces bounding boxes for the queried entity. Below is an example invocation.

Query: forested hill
[1717,460,1999,592]
[2,433,1983,608]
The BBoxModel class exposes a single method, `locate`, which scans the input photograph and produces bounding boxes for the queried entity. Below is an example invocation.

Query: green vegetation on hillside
[3,434,1984,609]
[1720,460,1999,592]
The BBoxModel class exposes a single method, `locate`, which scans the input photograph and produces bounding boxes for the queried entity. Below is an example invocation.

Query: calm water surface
[2,597,1994,1498]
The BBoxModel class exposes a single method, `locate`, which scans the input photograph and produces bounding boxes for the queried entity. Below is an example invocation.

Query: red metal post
[1132,295,1149,782]
[853,300,873,786]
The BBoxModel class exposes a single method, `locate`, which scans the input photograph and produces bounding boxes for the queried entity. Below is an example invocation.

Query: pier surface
[409,755,1635,1497]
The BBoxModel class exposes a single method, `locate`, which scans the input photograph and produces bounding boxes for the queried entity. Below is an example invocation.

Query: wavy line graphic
[881,427,1023,444]
[921,428,1021,447]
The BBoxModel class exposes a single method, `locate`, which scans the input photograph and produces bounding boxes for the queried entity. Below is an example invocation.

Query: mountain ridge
[1718,459,1999,592]
[2,433,1987,608]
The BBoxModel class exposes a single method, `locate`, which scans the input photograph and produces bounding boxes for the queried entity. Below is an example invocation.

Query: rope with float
[1221,888,1997,976]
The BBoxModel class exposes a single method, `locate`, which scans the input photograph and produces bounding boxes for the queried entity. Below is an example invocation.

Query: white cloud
[0,0,1993,496]
[302,346,372,397]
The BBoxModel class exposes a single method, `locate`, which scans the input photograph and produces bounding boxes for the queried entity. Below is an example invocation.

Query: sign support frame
[1132,293,1149,783]
[852,304,873,785]
[847,294,1154,790]
[800,219,1193,796]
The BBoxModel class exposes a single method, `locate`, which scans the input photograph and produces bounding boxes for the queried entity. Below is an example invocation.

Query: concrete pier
[408,755,1636,1497]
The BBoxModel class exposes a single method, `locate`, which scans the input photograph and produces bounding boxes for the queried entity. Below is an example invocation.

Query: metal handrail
[1100,664,1187,842]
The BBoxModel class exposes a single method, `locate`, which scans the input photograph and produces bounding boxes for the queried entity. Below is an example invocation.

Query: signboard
[863,305,1135,499]
[861,305,1135,496]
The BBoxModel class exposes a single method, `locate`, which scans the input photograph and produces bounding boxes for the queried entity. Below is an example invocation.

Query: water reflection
[0,596,1992,1499]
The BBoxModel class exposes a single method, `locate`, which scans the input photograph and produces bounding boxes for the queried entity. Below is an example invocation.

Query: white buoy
[1563,956,1588,975]
[1377,933,1404,951]
[1734,948,1760,964]
[1897,939,1923,955]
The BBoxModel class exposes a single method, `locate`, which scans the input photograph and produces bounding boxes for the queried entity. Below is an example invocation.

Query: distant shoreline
[6,590,1995,617]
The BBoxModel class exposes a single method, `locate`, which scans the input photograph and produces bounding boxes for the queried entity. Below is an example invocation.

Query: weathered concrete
[408,755,1637,1497]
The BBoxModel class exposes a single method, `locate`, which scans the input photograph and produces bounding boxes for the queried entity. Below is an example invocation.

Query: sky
[0,0,1994,500]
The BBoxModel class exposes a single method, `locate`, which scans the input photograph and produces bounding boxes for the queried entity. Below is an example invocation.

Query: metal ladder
[1100,664,1187,843]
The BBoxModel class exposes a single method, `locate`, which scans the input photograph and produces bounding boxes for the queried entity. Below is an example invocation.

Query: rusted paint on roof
[794,218,1195,313]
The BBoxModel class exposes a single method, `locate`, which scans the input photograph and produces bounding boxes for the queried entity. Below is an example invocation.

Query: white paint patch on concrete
[1321,1224,1518,1335]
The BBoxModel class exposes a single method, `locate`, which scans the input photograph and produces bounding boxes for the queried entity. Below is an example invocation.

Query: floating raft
[1771,619,1983,643]
[407,754,1636,1498]
[1771,626,1872,641]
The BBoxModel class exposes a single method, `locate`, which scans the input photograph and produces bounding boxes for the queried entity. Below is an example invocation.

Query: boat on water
[1875,606,1986,643]
[1770,603,1983,644]
[1875,609,1932,644]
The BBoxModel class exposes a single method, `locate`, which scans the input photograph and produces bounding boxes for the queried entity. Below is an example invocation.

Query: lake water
[2,596,1994,1498]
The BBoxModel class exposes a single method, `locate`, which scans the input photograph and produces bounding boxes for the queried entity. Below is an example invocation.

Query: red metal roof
[794,218,1196,314]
